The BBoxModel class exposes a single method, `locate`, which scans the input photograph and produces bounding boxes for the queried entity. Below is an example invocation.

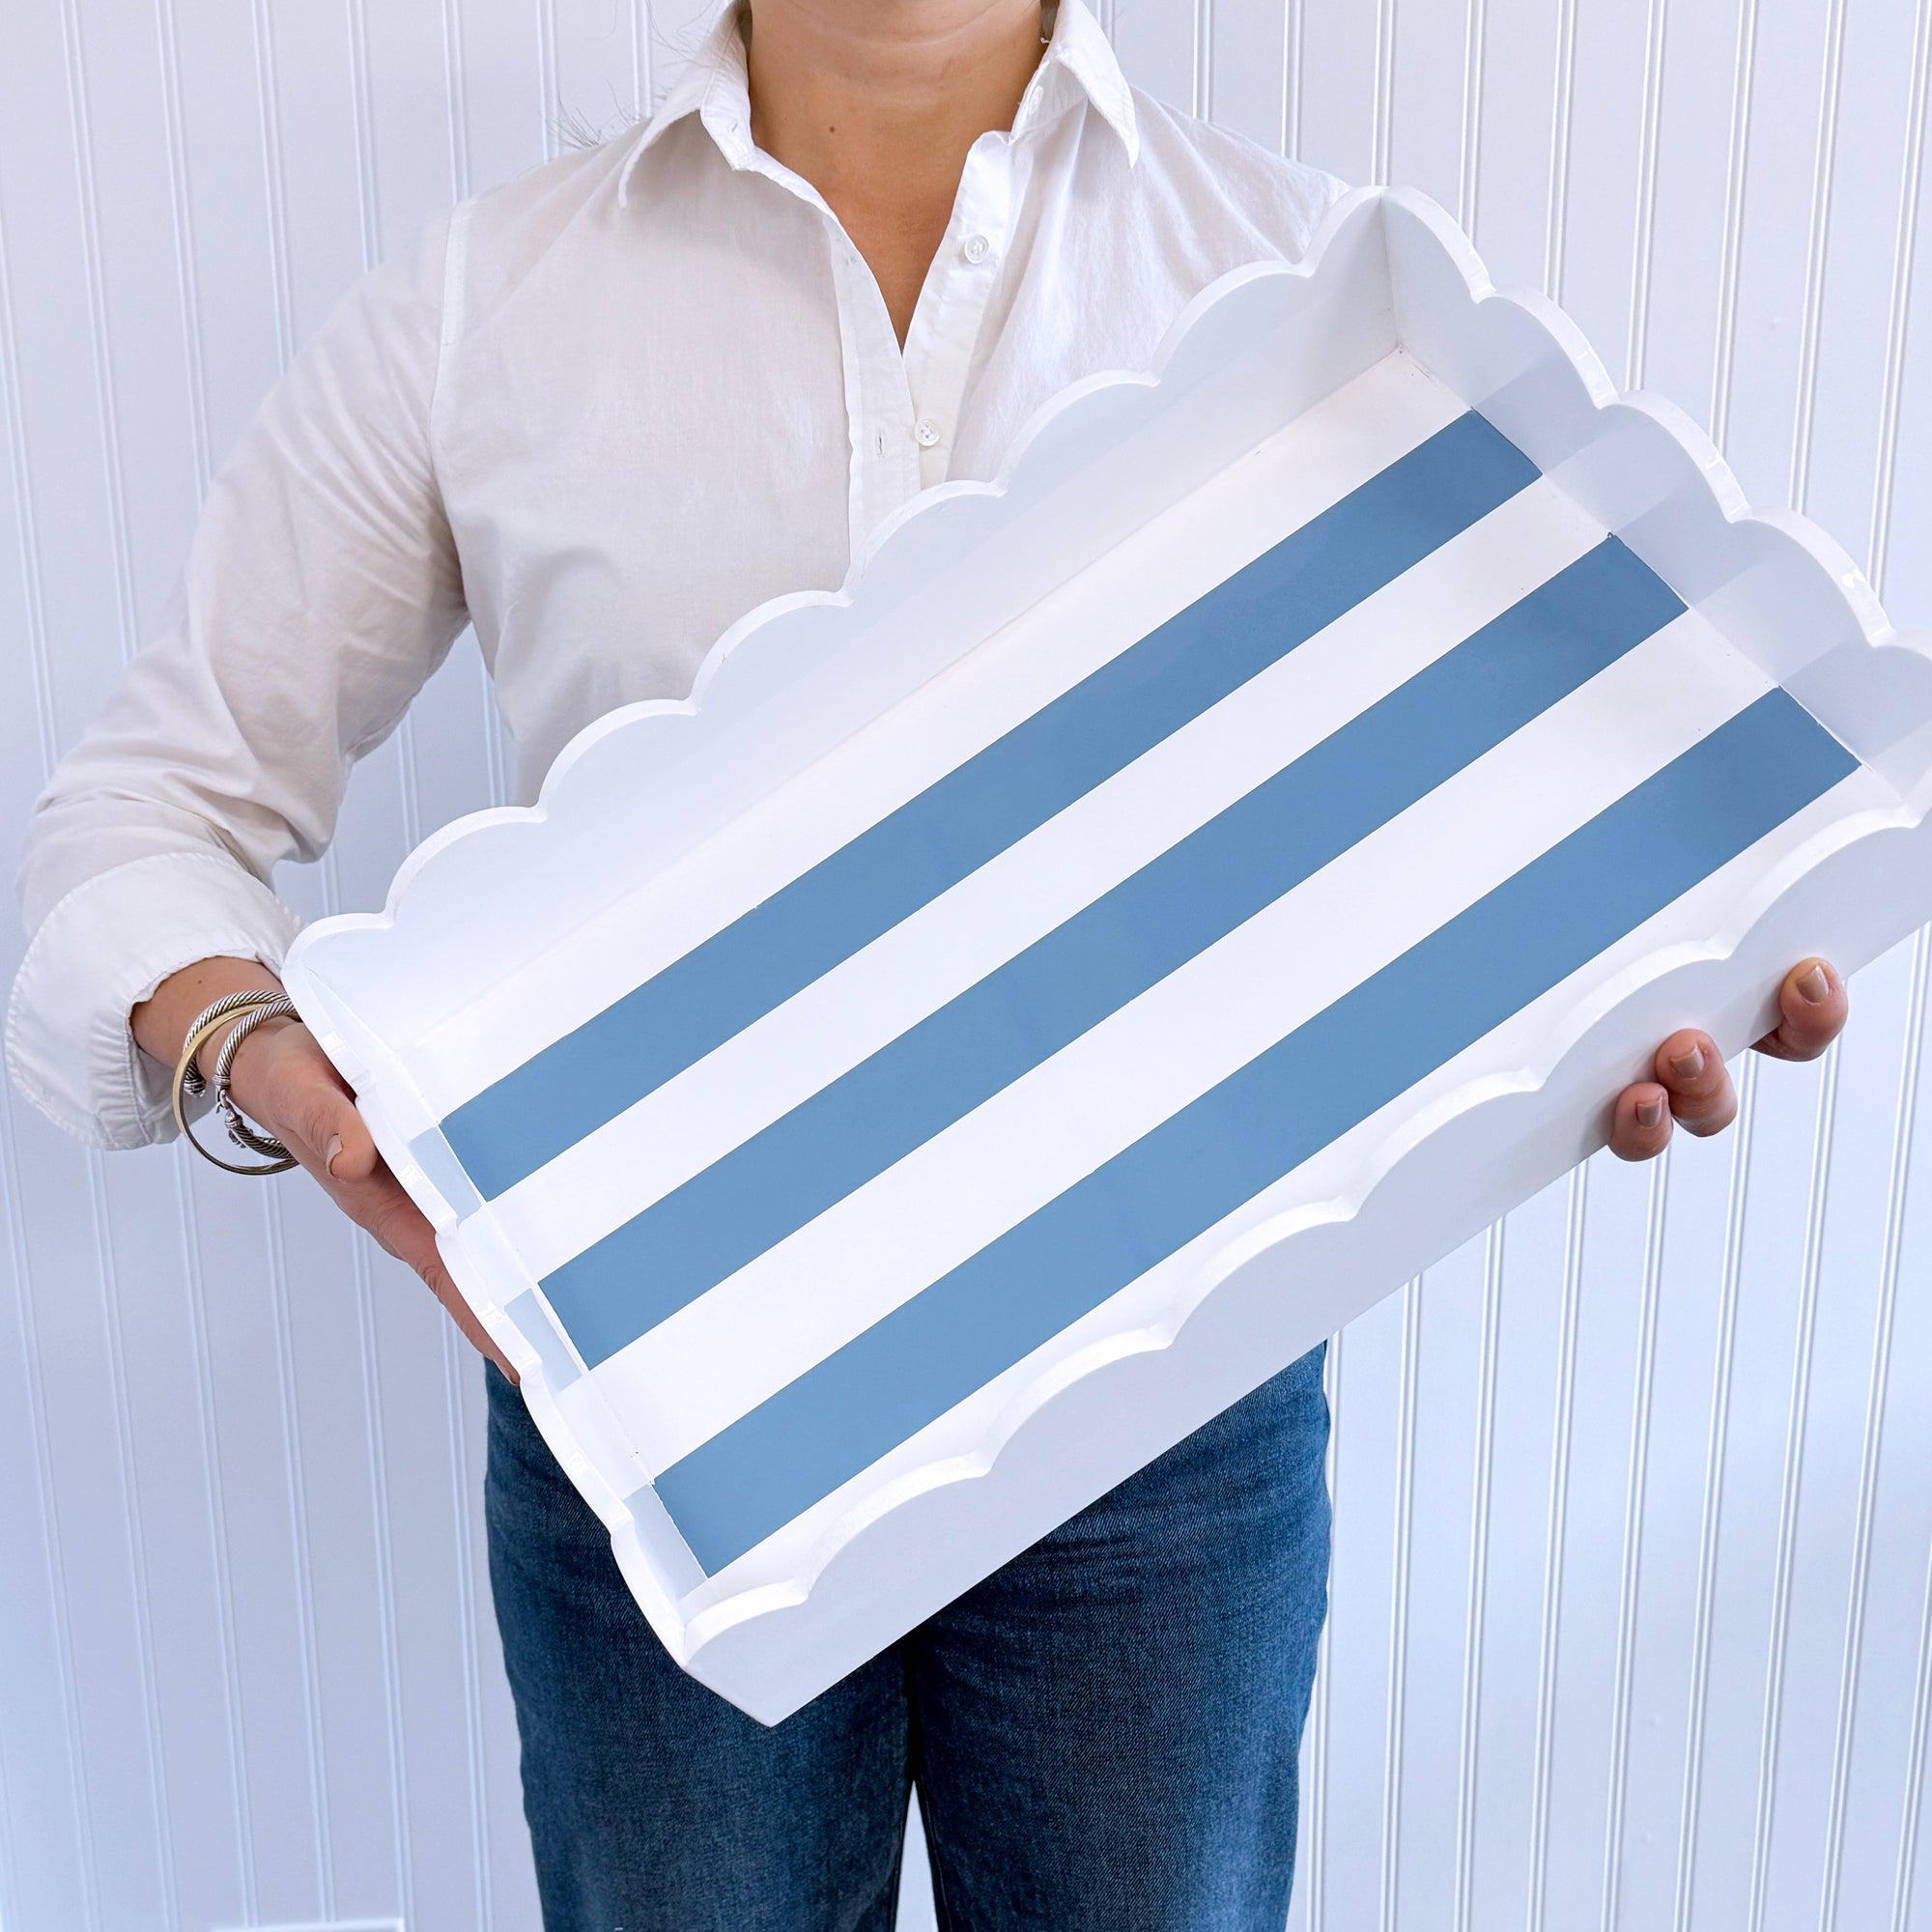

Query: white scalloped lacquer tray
[282,187,1932,1723]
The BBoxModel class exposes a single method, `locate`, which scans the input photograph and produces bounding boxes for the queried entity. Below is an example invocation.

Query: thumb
[289,1077,380,1184]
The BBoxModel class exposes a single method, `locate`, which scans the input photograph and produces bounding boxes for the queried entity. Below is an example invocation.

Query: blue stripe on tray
[439,412,1540,1201]
[541,538,1683,1368]
[651,691,1857,1574]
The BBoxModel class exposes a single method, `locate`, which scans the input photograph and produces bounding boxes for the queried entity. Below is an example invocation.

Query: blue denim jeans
[484,1343,1330,1931]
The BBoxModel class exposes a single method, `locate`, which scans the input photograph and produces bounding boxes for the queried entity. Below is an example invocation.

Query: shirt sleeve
[6,202,469,1150]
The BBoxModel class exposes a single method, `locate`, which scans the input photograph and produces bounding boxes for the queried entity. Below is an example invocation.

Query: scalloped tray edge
[279,185,1932,1722]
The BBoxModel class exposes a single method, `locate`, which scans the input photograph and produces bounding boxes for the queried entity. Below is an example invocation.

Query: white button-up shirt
[7,0,1345,1150]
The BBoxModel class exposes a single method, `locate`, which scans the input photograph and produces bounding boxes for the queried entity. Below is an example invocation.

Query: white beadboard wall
[3,2,1931,1928]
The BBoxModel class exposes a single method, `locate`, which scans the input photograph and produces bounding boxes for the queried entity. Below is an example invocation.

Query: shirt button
[913,418,941,448]
[963,233,991,264]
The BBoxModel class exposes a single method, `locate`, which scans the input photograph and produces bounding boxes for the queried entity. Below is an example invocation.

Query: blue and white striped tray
[283,188,1932,1721]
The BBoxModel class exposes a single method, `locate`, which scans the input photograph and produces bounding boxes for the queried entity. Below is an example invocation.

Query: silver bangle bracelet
[170,989,299,1176]
[179,989,282,1097]
[211,996,300,1164]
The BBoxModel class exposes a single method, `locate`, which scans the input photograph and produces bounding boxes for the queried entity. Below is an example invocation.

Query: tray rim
[280,184,1932,1719]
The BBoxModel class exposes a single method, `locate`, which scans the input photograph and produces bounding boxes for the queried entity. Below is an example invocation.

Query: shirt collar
[615,0,1138,209]
[1018,0,1139,163]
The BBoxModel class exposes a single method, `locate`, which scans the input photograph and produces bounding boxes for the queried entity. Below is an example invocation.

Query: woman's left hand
[1607,957,1849,1161]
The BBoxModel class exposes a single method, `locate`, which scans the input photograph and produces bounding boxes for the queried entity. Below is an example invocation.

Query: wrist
[218,1011,301,1119]
[168,986,301,1176]
[133,956,286,1073]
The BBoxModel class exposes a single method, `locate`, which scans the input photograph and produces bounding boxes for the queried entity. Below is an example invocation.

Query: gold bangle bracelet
[171,993,300,1176]
[176,988,280,1099]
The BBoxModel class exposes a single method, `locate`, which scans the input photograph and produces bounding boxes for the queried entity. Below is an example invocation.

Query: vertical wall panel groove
[1279,0,1304,158]
[251,0,299,367]
[1378,1279,1421,1932]
[1680,1056,1767,1932]
[1452,1225,1501,1932]
[1371,0,1396,183]
[1709,0,1760,450]
[1543,0,1578,298]
[349,1227,414,1922]
[1601,1152,1669,1932]
[1747,1052,1843,1929]
[1626,0,1669,387]
[0,224,58,779]
[1527,1167,1586,1932]
[632,0,654,117]
[1868,0,1931,595]
[441,0,474,203]
[260,1186,334,1915]
[440,1327,494,1931]
[155,0,212,513]
[1454,0,1485,235]
[538,0,561,159]
[57,0,138,661]
[1787,0,1847,513]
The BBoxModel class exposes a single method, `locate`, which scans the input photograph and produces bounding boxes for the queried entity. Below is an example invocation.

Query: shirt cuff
[6,850,305,1150]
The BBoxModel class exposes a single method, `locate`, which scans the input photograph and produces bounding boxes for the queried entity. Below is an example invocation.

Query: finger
[1652,1028,1738,1137]
[251,1032,380,1184]
[257,1039,515,1381]
[284,1073,381,1184]
[421,1253,521,1382]
[242,1032,518,1383]
[1608,1079,1674,1161]
[1753,957,1847,1063]
[369,1190,520,1382]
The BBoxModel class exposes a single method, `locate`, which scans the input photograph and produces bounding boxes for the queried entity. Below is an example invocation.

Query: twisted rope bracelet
[170,991,300,1175]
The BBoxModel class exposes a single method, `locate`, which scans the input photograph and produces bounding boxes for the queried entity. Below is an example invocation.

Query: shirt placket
[898,132,1016,496]
[824,129,1017,549]
[823,236,923,551]
[695,71,1023,554]
[690,87,920,556]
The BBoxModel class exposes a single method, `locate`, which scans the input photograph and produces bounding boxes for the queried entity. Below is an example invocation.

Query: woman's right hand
[133,957,517,1379]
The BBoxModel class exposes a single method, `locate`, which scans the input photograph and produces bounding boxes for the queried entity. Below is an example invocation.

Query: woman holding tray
[7,1,1848,1926]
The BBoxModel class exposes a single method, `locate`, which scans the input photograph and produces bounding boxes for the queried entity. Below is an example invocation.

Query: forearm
[129,954,294,1088]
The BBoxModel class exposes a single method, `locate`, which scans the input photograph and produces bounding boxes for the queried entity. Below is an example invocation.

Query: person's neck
[746,0,1047,346]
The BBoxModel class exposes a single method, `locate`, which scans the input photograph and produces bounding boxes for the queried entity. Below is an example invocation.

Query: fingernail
[1636,1095,1664,1128]
[1670,1043,1705,1081]
[1798,963,1831,1004]
[325,1133,343,1178]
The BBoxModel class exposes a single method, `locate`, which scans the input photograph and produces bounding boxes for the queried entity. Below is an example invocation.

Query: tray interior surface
[403,350,1867,1598]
